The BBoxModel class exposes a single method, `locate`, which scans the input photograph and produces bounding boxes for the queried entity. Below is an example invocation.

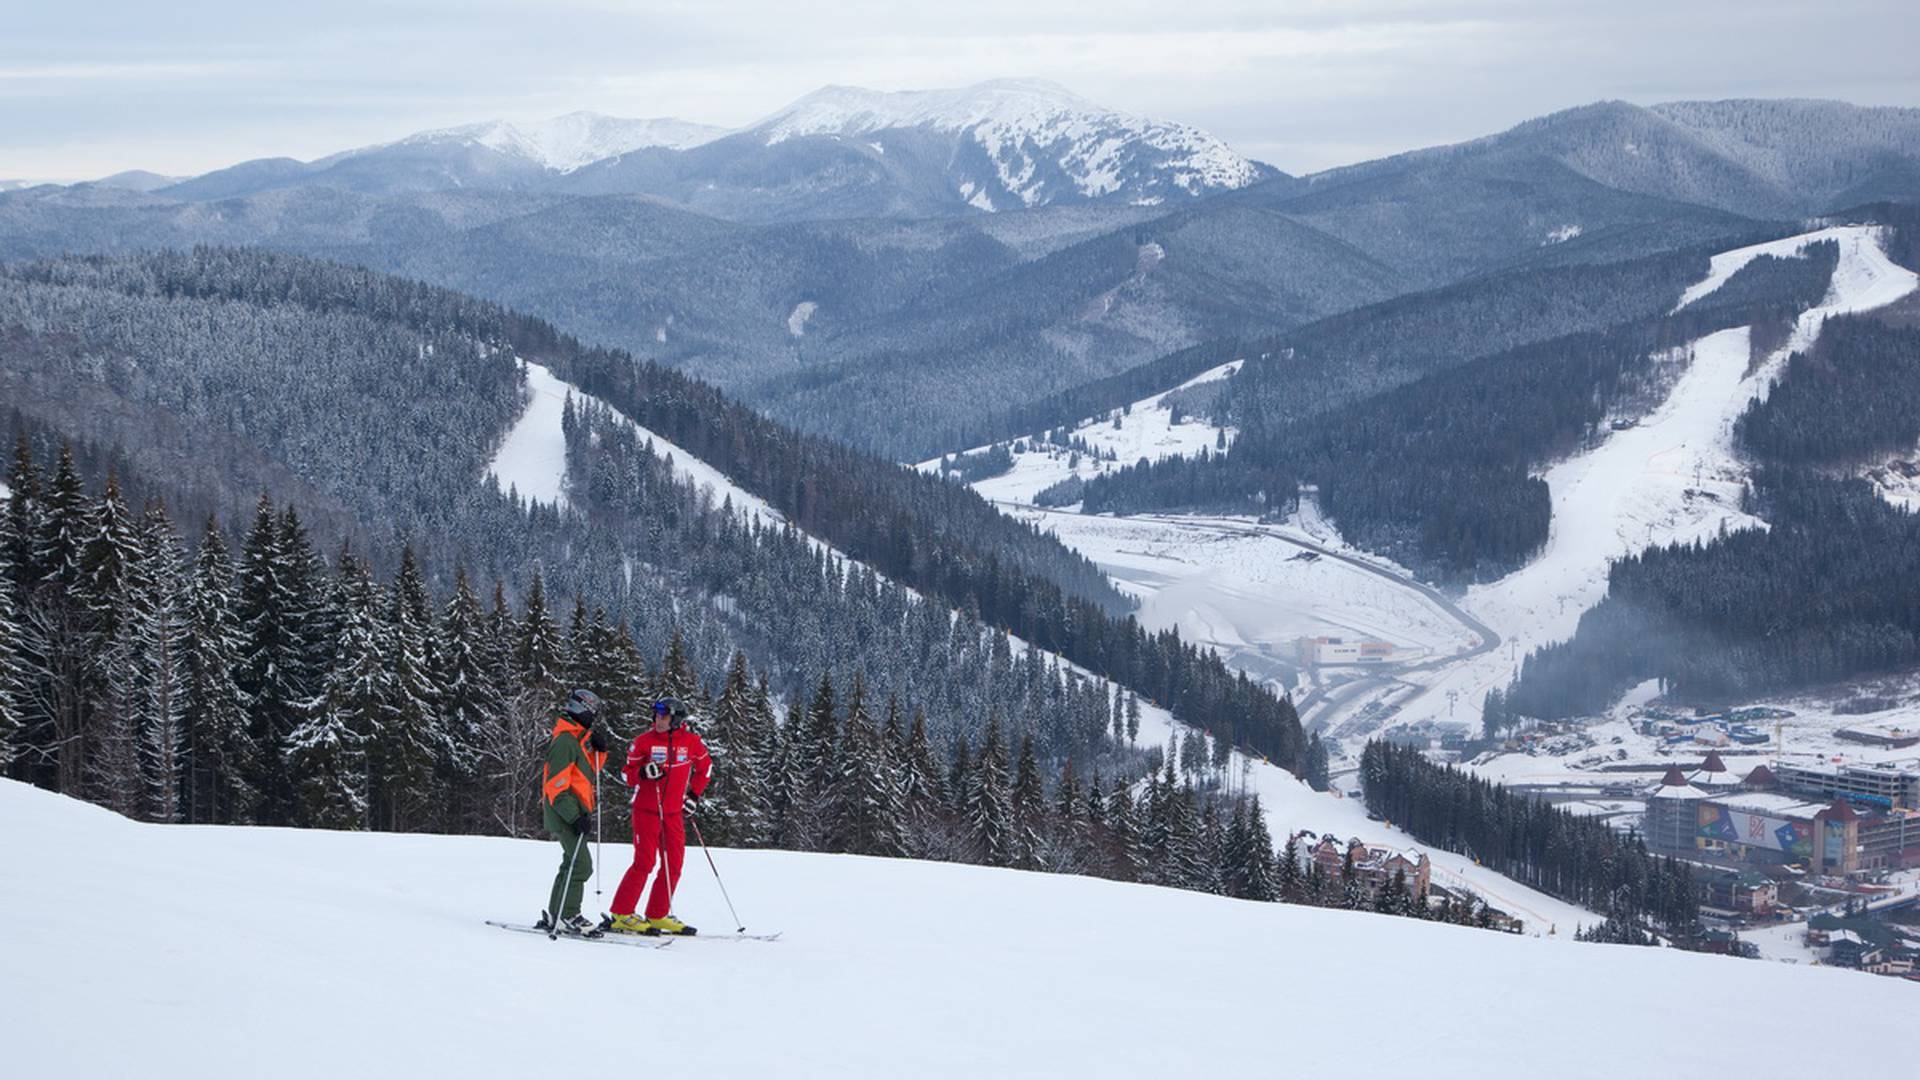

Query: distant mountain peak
[369,111,727,172]
[746,78,1264,209]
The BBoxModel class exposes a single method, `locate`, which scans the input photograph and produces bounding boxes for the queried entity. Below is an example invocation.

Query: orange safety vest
[542,717,608,811]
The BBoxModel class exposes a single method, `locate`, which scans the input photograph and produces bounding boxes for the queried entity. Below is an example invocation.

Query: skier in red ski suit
[607,697,711,935]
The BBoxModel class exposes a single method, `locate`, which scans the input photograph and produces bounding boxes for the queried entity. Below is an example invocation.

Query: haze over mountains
[4,82,1918,457]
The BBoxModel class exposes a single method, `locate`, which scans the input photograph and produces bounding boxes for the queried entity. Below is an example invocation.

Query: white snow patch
[1674,224,1914,314]
[786,301,818,338]
[486,361,576,509]
[6,779,1905,1078]
[1544,224,1583,245]
[920,358,1241,505]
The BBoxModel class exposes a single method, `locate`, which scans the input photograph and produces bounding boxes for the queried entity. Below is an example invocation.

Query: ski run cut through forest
[4,779,1912,1079]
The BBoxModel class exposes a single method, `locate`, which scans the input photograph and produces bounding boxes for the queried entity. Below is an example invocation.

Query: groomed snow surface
[6,779,1910,1079]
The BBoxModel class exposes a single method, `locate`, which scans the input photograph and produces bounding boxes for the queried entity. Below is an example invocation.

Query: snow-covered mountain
[742,78,1267,211]
[156,80,1271,216]
[359,110,727,172]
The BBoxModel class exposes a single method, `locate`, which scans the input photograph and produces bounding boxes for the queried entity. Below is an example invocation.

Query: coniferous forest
[1361,741,1701,943]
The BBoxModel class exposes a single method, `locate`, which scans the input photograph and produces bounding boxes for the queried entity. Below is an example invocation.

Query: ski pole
[551,823,585,941]
[594,765,603,897]
[688,815,746,933]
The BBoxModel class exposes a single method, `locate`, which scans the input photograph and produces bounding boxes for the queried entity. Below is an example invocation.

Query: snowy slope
[7,779,1909,1079]
[919,359,1241,504]
[749,79,1262,208]
[357,111,726,172]
[486,361,783,524]
[486,361,575,508]
[1416,227,1918,711]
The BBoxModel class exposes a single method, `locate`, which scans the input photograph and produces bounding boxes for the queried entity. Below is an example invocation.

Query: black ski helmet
[652,697,690,729]
[562,688,603,724]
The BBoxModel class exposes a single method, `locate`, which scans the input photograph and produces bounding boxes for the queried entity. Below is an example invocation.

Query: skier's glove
[642,761,664,781]
[587,727,610,753]
[682,792,700,813]
[575,811,596,836]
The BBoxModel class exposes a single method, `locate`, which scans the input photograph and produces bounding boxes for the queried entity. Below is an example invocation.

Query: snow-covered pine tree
[829,674,904,857]
[746,672,781,836]
[1304,732,1330,792]
[765,694,803,847]
[1242,795,1279,902]
[305,556,384,829]
[779,671,838,851]
[0,544,20,773]
[373,551,444,832]
[1054,757,1082,824]
[1124,690,1140,745]
[655,627,700,705]
[235,498,295,823]
[700,650,765,847]
[79,473,141,815]
[35,444,88,587]
[181,517,256,824]
[965,712,1014,867]
[1277,829,1302,902]
[2,436,39,586]
[1105,776,1145,882]
[131,504,188,823]
[437,568,498,833]
[1009,734,1044,869]
[514,568,563,696]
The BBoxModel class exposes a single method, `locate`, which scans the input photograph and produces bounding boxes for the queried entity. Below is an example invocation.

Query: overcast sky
[6,0,1918,181]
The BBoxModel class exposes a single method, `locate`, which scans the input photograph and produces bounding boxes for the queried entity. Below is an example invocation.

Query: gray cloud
[4,0,1917,180]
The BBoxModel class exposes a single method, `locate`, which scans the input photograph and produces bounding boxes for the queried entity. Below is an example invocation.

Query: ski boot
[534,910,554,933]
[599,912,652,935]
[558,913,604,939]
[648,914,698,936]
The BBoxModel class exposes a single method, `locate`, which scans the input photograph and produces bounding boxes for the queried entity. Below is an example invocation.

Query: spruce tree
[131,504,188,823]
[1009,734,1044,869]
[0,545,18,773]
[514,568,563,696]
[965,713,1014,867]
[80,474,142,813]
[829,674,904,857]
[181,517,255,824]
[701,651,765,847]
[375,554,444,831]
[437,568,498,831]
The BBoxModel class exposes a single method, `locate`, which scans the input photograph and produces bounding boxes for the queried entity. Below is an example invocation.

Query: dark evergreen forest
[1361,741,1700,943]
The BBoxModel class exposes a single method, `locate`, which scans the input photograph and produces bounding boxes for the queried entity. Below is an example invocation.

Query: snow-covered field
[1010,507,1472,673]
[6,779,1909,1079]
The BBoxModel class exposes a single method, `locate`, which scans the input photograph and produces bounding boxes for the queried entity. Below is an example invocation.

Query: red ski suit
[610,727,712,919]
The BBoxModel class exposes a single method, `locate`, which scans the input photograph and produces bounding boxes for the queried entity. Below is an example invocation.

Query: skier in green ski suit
[536,689,610,936]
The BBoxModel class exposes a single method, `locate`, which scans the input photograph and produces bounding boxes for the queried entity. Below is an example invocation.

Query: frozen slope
[5,779,1910,1080]
[487,361,785,524]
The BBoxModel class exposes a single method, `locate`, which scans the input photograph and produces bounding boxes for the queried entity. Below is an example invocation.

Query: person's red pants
[611,811,685,919]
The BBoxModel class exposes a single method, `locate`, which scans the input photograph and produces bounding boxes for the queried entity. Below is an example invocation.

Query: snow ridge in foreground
[3,779,1909,1079]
